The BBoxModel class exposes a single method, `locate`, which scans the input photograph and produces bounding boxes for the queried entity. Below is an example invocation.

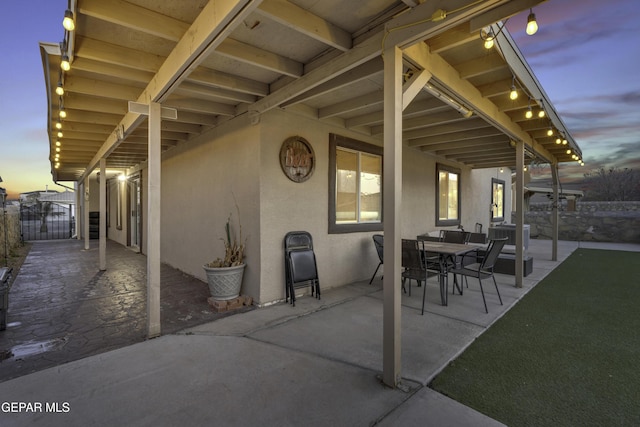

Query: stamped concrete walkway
[0,238,638,426]
[0,240,251,382]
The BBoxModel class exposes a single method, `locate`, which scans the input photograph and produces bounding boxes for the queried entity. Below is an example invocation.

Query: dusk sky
[1,0,639,199]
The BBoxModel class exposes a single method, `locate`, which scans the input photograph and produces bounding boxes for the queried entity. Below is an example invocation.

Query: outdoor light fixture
[483,35,494,50]
[56,140,61,147]
[482,28,495,49]
[509,76,519,100]
[423,83,473,118]
[556,138,561,144]
[63,10,75,32]
[480,22,508,50]
[562,139,567,145]
[57,131,63,138]
[538,109,545,118]
[59,108,67,119]
[525,105,533,119]
[509,85,518,100]
[55,121,62,130]
[566,149,572,155]
[61,54,71,71]
[56,81,64,96]
[547,127,554,137]
[526,9,538,35]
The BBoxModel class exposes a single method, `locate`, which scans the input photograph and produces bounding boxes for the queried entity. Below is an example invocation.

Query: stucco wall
[160,114,262,300]
[465,168,513,232]
[258,110,382,303]
[107,178,128,246]
[256,109,513,304]
[91,107,515,306]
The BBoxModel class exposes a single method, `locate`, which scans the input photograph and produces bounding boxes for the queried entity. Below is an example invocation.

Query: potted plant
[203,203,246,300]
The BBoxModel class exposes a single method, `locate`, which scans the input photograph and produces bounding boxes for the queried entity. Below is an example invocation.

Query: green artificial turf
[430,248,640,426]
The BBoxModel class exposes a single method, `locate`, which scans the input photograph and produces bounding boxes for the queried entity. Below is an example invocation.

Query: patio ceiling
[41,0,583,183]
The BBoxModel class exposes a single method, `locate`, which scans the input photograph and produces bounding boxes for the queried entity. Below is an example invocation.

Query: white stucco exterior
[95,107,514,306]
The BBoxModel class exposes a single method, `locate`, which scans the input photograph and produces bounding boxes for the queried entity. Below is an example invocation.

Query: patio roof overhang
[40,0,582,184]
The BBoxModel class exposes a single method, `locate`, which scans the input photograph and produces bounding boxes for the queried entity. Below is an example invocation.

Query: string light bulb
[538,109,545,118]
[55,121,62,130]
[59,109,67,119]
[56,81,64,96]
[61,54,71,71]
[547,128,554,137]
[526,9,538,35]
[525,105,533,119]
[484,36,494,49]
[509,86,518,100]
[63,10,75,32]
[555,138,561,144]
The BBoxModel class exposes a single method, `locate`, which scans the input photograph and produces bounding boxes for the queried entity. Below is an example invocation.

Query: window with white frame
[436,163,461,227]
[329,134,383,233]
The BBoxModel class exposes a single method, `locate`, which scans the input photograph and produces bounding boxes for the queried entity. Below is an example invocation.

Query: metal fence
[20,202,75,241]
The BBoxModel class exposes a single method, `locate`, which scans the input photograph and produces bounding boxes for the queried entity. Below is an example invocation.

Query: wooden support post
[127,101,175,339]
[382,45,403,388]
[84,177,90,250]
[515,142,524,288]
[99,158,107,271]
[551,164,559,261]
[147,102,162,339]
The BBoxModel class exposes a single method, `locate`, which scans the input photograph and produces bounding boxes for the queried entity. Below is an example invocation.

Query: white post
[75,181,81,239]
[551,164,559,261]
[515,142,524,288]
[84,176,90,250]
[128,100,175,339]
[147,101,162,338]
[99,158,107,271]
[382,45,403,388]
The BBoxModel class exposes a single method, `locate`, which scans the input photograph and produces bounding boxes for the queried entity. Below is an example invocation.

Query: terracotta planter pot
[203,264,245,300]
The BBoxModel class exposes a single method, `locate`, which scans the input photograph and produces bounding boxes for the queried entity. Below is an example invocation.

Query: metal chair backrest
[441,230,470,244]
[372,234,384,263]
[401,239,424,270]
[481,238,508,271]
[284,231,313,253]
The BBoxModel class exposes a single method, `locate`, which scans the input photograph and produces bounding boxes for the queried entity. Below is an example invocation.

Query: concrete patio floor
[0,238,638,426]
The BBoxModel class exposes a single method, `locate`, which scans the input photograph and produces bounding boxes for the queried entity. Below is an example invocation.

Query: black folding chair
[284,231,320,306]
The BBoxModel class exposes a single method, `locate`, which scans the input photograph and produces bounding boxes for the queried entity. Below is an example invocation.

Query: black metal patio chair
[449,237,508,313]
[401,239,438,312]
[369,234,384,284]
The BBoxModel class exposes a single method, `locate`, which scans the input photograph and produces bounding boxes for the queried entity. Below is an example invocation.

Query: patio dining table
[421,241,479,306]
